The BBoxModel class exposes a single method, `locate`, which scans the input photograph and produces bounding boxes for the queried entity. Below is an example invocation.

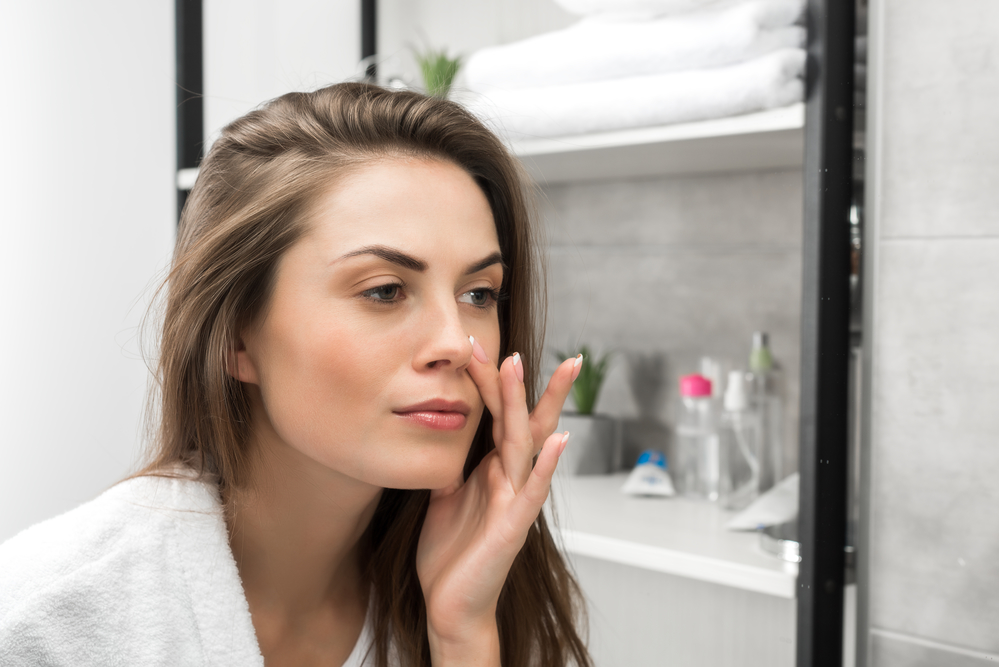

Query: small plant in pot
[412,45,462,99]
[555,346,614,476]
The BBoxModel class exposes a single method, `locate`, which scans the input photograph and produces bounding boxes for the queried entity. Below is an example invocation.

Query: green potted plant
[412,46,462,100]
[555,345,615,476]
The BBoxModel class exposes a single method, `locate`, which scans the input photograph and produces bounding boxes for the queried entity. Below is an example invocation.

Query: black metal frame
[175,0,203,219]
[798,0,855,664]
[361,0,377,81]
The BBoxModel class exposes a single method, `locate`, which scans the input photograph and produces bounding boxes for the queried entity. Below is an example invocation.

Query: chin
[376,440,474,490]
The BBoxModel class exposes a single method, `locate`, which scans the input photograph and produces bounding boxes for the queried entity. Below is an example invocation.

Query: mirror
[0,1,859,666]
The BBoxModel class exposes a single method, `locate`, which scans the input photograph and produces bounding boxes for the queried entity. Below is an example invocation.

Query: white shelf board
[511,103,805,184]
[548,473,798,599]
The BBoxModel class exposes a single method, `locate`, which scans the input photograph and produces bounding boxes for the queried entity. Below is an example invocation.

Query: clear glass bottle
[675,374,719,501]
[747,332,785,492]
[718,371,761,510]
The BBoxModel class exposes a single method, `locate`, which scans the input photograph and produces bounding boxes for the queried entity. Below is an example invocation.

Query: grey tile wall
[538,169,803,471]
[869,239,999,654]
[880,0,999,239]
[865,0,999,663]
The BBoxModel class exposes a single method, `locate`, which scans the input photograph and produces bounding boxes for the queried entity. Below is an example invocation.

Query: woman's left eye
[458,288,499,308]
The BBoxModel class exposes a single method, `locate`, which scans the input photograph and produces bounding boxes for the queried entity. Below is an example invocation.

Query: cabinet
[513,105,806,665]
[549,475,796,666]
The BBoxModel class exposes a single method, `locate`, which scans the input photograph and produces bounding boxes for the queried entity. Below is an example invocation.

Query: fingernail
[559,431,570,457]
[571,354,583,382]
[469,335,489,363]
[512,352,524,383]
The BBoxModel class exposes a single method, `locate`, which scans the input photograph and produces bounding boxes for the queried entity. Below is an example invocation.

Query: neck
[227,431,383,619]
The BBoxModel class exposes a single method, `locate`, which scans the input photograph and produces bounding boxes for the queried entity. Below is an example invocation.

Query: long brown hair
[142,82,592,667]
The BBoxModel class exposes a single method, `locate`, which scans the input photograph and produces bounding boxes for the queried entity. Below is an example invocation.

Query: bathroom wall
[204,0,360,144]
[861,0,999,664]
[0,0,363,544]
[540,169,803,472]
[0,1,176,542]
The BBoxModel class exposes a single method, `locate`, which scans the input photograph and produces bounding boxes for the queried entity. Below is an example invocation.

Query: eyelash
[360,282,504,310]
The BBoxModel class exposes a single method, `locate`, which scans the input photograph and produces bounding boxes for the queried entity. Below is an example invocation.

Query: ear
[227,336,260,385]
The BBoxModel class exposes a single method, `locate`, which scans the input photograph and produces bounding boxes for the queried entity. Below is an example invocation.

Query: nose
[411,292,473,372]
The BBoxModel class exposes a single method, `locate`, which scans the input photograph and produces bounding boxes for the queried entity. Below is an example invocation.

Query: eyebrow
[336,245,506,276]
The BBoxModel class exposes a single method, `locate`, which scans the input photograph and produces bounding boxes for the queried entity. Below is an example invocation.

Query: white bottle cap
[724,370,748,411]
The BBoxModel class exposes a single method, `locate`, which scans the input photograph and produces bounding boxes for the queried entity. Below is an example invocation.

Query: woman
[0,83,593,667]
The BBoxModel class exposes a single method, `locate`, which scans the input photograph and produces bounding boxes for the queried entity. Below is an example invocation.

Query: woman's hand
[415,339,581,666]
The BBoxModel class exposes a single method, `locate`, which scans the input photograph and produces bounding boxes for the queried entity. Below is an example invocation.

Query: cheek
[254,313,397,455]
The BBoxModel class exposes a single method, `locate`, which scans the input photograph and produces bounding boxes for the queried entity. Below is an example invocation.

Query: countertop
[547,473,798,598]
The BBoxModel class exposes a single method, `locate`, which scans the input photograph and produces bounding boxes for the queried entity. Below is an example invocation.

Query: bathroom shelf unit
[510,103,805,185]
[549,473,798,599]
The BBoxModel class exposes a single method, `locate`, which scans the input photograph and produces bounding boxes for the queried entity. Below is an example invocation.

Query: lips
[394,398,471,431]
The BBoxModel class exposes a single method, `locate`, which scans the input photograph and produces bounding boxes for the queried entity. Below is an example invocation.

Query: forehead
[304,157,500,261]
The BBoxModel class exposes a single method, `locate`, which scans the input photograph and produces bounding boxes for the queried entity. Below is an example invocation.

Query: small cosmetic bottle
[675,374,719,501]
[718,371,761,510]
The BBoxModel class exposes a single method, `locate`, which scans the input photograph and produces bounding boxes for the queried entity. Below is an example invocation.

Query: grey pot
[556,413,616,476]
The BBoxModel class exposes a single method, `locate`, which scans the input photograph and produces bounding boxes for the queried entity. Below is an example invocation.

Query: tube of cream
[621,450,676,497]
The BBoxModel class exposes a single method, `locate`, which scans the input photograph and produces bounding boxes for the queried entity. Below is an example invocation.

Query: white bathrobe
[0,471,375,666]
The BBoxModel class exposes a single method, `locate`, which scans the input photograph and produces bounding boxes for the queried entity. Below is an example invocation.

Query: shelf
[511,103,805,184]
[548,473,798,599]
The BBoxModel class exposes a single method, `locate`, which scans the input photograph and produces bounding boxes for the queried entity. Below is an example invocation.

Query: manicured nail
[571,354,583,382]
[469,335,489,363]
[559,431,570,457]
[512,352,524,383]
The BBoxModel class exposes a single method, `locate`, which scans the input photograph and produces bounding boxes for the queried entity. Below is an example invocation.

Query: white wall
[205,0,360,141]
[0,0,362,544]
[0,2,176,542]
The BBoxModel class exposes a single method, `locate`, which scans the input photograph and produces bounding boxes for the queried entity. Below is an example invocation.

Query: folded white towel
[464,48,806,141]
[554,0,732,20]
[465,0,804,93]
[0,472,375,666]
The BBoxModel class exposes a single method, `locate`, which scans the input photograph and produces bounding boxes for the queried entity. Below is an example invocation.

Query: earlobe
[227,337,260,385]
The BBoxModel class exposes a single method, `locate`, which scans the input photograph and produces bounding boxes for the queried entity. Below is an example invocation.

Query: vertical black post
[361,0,377,81]
[798,0,854,665]
[176,0,204,220]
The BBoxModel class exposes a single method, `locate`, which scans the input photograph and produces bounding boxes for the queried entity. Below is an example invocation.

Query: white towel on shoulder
[0,471,375,666]
[464,48,806,141]
[464,0,805,92]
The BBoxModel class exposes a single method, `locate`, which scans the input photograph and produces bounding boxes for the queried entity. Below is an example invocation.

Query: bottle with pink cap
[675,373,720,501]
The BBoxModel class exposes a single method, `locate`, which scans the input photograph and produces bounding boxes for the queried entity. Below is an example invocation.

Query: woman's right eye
[361,283,403,302]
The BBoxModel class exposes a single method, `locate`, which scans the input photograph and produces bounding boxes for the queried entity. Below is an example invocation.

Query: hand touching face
[233,157,503,490]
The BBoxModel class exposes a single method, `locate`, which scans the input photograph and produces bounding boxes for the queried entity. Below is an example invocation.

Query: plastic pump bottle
[718,370,761,510]
[675,374,719,501]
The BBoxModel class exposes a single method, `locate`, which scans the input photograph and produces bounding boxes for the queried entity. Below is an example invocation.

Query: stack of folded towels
[461,0,806,140]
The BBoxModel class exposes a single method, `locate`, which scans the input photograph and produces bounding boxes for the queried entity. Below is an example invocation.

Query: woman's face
[236,157,503,490]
